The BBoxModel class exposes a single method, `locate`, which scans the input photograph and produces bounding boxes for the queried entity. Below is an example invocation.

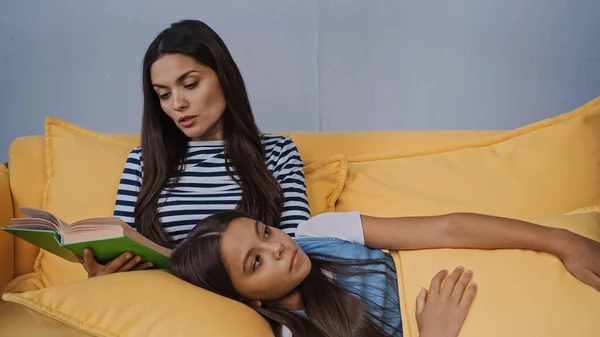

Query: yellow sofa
[1,96,600,336]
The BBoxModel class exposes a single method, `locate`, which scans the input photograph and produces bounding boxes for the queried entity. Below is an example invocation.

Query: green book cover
[64,237,169,269]
[2,228,170,270]
[2,228,79,263]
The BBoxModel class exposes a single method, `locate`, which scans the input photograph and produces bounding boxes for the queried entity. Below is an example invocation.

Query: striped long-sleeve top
[113,134,311,245]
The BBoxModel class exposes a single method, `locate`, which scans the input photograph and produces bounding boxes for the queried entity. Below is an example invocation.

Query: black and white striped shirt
[113,134,311,244]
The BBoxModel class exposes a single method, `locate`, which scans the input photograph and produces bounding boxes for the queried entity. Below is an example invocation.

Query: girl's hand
[558,232,600,291]
[416,267,477,337]
[76,248,153,278]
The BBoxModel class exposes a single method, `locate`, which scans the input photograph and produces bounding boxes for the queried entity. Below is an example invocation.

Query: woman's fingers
[133,261,154,271]
[80,249,149,277]
[118,255,143,272]
[103,252,134,274]
[81,248,100,274]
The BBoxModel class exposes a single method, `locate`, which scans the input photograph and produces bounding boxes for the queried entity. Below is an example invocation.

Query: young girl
[169,211,600,337]
[79,20,310,277]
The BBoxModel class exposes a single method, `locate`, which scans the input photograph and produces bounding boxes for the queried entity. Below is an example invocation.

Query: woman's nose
[173,91,189,112]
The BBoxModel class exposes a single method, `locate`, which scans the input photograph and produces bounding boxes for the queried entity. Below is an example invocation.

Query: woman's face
[219,217,312,302]
[150,53,226,141]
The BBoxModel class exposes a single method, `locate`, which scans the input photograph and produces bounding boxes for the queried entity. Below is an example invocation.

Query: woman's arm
[113,147,143,227]
[273,136,311,231]
[361,213,600,291]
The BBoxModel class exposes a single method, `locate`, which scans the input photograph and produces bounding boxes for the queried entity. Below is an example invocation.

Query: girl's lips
[290,250,298,271]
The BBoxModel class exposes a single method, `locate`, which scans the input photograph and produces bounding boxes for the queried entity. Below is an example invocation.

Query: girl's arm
[362,213,566,253]
[361,213,600,291]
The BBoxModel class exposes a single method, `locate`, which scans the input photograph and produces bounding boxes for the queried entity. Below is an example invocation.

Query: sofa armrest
[0,163,14,291]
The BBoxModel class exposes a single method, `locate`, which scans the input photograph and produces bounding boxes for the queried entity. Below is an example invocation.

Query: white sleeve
[281,325,293,337]
[295,211,364,244]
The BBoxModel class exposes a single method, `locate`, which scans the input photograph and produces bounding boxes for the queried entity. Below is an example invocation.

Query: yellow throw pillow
[337,96,600,218]
[2,270,274,337]
[43,117,138,220]
[304,154,347,216]
[392,211,600,337]
[35,117,138,287]
[32,117,347,288]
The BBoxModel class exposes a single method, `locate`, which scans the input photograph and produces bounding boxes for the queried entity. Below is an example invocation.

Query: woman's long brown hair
[136,20,283,248]
[169,211,400,337]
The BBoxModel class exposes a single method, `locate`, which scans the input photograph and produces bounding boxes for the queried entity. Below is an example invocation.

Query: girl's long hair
[136,20,283,248]
[169,211,400,337]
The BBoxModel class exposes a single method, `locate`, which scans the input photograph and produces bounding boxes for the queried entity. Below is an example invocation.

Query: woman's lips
[178,115,198,127]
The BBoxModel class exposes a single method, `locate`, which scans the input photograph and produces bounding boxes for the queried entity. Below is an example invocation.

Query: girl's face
[150,53,226,141]
[219,217,312,303]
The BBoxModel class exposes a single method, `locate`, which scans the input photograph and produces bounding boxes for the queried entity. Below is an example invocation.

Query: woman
[79,19,311,277]
[169,210,600,337]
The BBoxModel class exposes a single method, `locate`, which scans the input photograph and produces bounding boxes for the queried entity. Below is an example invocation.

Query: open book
[2,207,171,269]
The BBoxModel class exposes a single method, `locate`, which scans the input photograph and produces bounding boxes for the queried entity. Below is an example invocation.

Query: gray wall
[1,0,600,163]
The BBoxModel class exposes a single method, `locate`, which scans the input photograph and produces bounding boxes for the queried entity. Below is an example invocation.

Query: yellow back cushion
[337,96,600,217]
[4,210,600,337]
[31,117,347,288]
[285,130,502,161]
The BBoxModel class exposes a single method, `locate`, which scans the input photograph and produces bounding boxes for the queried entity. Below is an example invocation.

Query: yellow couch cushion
[8,135,47,277]
[3,211,600,337]
[0,164,14,290]
[337,96,600,218]
[3,270,274,337]
[20,117,347,289]
[393,210,600,337]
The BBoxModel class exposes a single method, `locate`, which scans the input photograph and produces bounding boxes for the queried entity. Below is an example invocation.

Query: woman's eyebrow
[152,70,201,88]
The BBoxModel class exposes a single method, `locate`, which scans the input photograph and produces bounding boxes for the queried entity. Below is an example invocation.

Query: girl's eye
[184,82,198,89]
[252,255,261,271]
[263,226,271,239]
[158,92,171,100]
